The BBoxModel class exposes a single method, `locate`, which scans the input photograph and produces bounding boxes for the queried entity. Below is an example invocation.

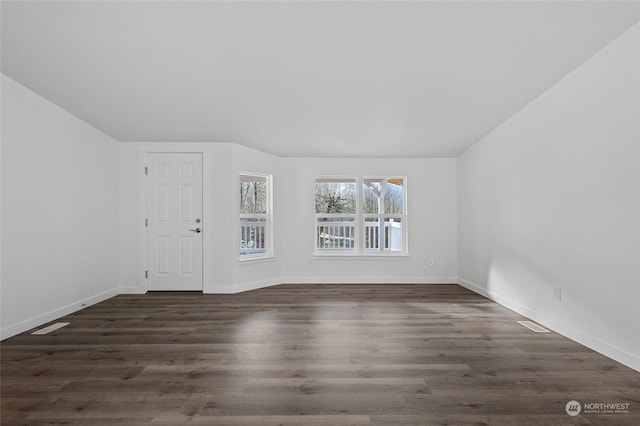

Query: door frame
[138,147,207,293]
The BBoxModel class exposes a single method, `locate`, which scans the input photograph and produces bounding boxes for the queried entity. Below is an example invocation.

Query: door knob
[189,228,201,233]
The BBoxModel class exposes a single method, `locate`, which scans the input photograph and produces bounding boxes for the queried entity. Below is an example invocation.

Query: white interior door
[146,153,203,291]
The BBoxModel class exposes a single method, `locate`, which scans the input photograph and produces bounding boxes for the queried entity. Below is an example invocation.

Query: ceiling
[2,1,639,158]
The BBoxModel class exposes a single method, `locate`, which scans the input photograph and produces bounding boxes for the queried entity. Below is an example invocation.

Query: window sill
[312,252,410,259]
[237,255,276,265]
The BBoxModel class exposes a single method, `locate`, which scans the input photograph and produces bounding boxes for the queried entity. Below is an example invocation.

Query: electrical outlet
[428,257,434,266]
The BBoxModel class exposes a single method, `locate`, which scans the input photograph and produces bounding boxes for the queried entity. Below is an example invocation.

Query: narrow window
[240,173,272,258]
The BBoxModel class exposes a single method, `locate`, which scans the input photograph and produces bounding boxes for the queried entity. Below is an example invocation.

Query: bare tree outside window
[240,180,267,214]
[315,181,357,215]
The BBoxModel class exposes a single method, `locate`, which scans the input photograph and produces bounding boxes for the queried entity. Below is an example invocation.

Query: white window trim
[314,176,408,256]
[239,172,273,261]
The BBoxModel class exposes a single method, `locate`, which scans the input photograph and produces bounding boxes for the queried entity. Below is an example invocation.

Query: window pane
[240,217,267,255]
[363,217,381,249]
[239,173,271,257]
[240,175,267,214]
[315,179,356,214]
[384,178,404,214]
[316,217,355,250]
[387,217,403,251]
[364,217,403,251]
[363,179,380,214]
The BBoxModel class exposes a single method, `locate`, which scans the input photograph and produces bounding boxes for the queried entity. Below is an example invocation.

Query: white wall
[117,142,283,294]
[117,147,457,292]
[281,157,458,283]
[118,142,234,293]
[458,23,640,371]
[1,74,119,339]
[231,144,284,291]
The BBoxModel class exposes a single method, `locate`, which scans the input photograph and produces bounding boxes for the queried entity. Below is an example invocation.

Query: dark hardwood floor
[2,284,639,425]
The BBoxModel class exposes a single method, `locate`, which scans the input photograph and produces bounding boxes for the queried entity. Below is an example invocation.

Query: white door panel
[147,153,203,291]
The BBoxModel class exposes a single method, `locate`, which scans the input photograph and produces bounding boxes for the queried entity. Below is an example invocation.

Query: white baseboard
[458,278,640,373]
[234,278,283,293]
[203,277,458,294]
[281,276,459,285]
[0,288,120,340]
[203,285,235,294]
[204,278,285,294]
[119,287,146,294]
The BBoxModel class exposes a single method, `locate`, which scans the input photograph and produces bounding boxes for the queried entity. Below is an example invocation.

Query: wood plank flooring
[2,284,639,425]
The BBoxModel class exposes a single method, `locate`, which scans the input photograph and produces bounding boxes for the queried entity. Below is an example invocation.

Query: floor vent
[32,322,70,335]
[517,320,550,333]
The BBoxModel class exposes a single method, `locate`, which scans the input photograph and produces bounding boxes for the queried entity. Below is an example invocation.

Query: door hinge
[145,270,148,279]
[145,218,148,227]
[144,166,148,175]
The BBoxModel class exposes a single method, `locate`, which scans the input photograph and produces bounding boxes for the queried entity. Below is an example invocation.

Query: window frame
[239,172,273,260]
[314,177,359,252]
[314,176,408,256]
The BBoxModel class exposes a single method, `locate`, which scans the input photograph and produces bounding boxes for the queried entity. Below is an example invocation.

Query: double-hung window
[239,173,272,258]
[315,177,406,254]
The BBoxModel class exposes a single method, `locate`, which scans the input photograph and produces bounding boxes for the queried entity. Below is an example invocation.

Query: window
[315,177,406,254]
[362,178,405,252]
[240,173,272,258]
[315,178,357,250]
